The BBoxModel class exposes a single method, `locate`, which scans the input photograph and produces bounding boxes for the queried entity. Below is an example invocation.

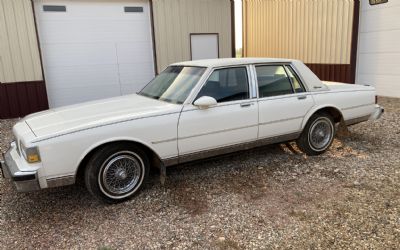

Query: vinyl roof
[172,57,296,68]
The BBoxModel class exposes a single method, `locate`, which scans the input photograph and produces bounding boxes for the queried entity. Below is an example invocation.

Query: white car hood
[24,94,180,140]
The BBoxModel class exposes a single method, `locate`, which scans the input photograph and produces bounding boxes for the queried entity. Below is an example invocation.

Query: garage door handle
[297,95,307,100]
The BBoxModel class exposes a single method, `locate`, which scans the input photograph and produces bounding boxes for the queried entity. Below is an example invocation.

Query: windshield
[138,66,206,104]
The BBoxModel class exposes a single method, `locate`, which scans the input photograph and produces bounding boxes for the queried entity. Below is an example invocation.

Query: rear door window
[255,65,293,98]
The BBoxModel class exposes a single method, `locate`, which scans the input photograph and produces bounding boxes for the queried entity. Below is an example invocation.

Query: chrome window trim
[248,64,259,99]
[282,66,296,93]
[256,92,312,102]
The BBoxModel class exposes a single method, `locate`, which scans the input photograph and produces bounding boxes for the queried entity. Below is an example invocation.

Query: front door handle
[240,103,252,107]
[297,95,307,100]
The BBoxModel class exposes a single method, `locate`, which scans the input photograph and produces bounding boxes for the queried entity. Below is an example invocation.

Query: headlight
[21,143,41,163]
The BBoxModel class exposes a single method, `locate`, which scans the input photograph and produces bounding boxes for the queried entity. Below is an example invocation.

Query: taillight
[375,95,378,104]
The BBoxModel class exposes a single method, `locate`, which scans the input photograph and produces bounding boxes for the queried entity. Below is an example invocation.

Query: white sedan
[1,58,383,203]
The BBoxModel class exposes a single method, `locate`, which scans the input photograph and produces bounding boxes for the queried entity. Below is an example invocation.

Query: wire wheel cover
[309,118,333,150]
[99,152,143,196]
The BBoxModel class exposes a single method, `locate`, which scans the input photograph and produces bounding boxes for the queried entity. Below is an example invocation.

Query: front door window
[196,67,249,103]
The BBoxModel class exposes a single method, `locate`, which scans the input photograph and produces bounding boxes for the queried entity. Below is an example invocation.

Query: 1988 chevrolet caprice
[1,58,383,203]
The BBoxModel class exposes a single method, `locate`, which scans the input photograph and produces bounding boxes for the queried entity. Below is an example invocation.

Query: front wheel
[296,113,335,155]
[84,143,149,203]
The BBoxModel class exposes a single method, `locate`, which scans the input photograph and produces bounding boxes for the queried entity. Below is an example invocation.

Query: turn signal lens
[21,143,41,163]
[27,154,40,163]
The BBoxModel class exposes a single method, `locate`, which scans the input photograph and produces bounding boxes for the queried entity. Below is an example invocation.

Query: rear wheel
[297,113,335,155]
[84,143,149,203]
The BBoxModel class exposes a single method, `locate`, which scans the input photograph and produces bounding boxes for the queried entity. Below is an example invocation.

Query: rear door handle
[297,95,307,100]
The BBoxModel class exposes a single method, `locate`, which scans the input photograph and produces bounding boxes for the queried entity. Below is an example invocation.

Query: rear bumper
[1,143,40,192]
[370,104,384,120]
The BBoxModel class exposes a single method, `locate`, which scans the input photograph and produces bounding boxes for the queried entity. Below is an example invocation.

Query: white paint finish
[34,0,155,107]
[8,59,380,190]
[258,94,314,138]
[178,101,258,155]
[356,0,400,97]
[190,34,219,60]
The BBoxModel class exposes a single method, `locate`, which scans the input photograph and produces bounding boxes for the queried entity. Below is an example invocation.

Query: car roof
[171,57,296,68]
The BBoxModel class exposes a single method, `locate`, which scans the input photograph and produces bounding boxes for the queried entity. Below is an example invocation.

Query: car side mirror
[193,96,217,109]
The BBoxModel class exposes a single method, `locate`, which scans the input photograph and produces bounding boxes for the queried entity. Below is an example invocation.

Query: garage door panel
[44,65,120,89]
[41,43,117,67]
[121,83,147,95]
[117,42,153,64]
[38,20,151,44]
[358,74,400,98]
[359,30,400,54]
[47,85,122,108]
[119,63,154,83]
[119,63,154,93]
[358,52,400,75]
[35,0,155,108]
[36,1,150,21]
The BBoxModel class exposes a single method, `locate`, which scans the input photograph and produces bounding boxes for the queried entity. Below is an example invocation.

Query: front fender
[74,136,163,176]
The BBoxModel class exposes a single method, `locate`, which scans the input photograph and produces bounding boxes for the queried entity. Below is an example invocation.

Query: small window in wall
[369,0,388,5]
[124,6,144,13]
[43,5,66,12]
[190,34,219,60]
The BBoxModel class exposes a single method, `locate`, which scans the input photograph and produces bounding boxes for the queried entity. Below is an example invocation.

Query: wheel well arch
[75,140,162,184]
[302,106,343,129]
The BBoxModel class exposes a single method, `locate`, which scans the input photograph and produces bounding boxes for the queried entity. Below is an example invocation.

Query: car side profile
[1,58,383,203]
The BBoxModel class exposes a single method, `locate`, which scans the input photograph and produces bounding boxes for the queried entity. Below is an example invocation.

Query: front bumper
[370,104,384,120]
[1,143,40,192]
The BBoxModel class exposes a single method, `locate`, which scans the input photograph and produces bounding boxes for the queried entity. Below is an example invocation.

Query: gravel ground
[0,97,399,249]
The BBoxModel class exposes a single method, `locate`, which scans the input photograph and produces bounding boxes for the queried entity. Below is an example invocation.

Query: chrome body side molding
[345,115,370,126]
[46,175,75,188]
[162,131,301,167]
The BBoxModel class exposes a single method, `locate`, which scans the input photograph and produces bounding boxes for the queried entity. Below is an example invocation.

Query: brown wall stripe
[306,64,352,83]
[0,81,49,119]
[350,0,360,84]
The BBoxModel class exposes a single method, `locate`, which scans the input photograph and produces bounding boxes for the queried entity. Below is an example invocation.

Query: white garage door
[34,0,155,108]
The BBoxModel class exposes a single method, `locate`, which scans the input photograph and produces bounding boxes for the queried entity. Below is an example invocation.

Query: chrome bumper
[370,104,384,120]
[1,147,40,192]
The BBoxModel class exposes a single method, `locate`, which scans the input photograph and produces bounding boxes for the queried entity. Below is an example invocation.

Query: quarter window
[196,67,249,103]
[256,65,293,97]
[285,66,305,93]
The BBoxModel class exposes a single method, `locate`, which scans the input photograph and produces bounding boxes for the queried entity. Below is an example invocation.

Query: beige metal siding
[243,0,354,65]
[0,0,42,83]
[152,0,232,72]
